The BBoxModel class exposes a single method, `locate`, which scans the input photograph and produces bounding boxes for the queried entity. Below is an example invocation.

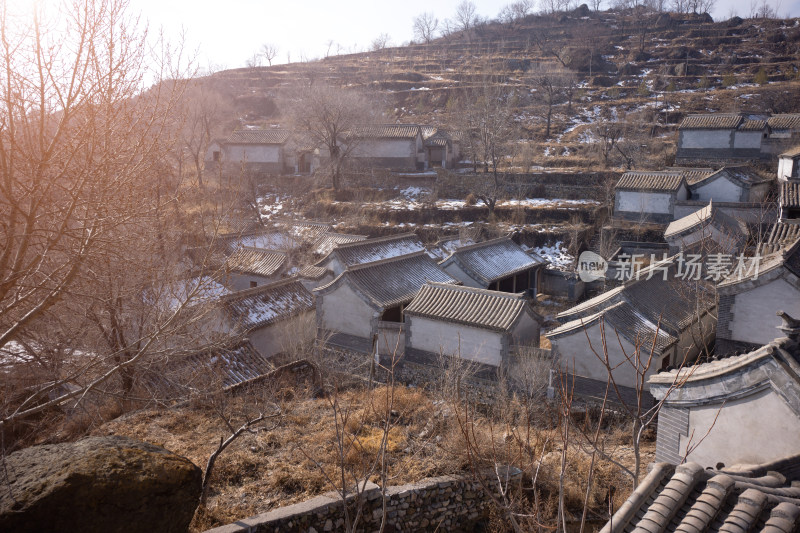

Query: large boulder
[0,435,202,533]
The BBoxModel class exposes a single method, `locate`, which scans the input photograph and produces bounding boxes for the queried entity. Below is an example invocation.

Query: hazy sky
[124,0,800,70]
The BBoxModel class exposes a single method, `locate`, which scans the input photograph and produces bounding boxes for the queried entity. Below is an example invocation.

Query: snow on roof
[223,278,314,330]
[331,233,425,267]
[441,237,544,285]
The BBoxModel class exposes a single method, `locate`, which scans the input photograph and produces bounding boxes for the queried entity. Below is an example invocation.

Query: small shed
[314,252,458,354]
[216,278,316,358]
[220,247,287,290]
[438,237,546,293]
[420,126,462,169]
[664,202,748,255]
[613,171,689,223]
[650,313,800,468]
[404,283,542,367]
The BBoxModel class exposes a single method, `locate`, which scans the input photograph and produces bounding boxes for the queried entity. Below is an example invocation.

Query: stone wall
[205,475,500,533]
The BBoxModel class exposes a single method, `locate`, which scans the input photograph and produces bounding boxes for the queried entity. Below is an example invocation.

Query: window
[212,150,221,162]
[250,281,257,288]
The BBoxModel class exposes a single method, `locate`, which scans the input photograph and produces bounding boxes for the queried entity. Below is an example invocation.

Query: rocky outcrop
[0,435,202,533]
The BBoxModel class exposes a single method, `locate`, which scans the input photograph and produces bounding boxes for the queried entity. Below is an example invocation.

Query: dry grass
[92,382,655,532]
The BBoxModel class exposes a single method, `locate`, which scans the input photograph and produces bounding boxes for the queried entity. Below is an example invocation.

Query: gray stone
[0,435,201,533]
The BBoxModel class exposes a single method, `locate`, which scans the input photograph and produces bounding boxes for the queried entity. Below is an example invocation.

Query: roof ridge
[219,276,303,303]
[346,250,428,271]
[233,247,287,256]
[424,281,524,299]
[335,232,419,250]
[449,236,514,254]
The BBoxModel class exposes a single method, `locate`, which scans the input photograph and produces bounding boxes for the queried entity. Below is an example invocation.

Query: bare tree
[454,0,477,32]
[0,0,234,439]
[499,0,534,26]
[261,43,279,66]
[528,63,573,139]
[370,33,391,51]
[281,83,376,190]
[412,12,439,44]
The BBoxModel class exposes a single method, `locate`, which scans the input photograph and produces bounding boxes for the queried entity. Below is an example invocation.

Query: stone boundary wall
[204,476,498,533]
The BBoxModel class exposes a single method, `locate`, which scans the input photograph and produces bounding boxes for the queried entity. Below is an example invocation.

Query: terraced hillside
[196,7,800,171]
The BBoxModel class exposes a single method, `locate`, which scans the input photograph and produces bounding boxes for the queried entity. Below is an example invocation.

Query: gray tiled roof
[664,203,745,240]
[223,278,315,330]
[311,233,367,256]
[332,233,425,268]
[143,341,274,395]
[739,118,767,131]
[691,166,771,188]
[224,247,286,277]
[274,219,332,244]
[615,171,684,191]
[321,252,458,309]
[678,114,744,130]
[781,146,800,158]
[404,283,529,332]
[768,113,800,130]
[349,124,421,139]
[759,222,800,255]
[782,182,800,209]
[297,265,328,280]
[441,237,544,285]
[673,167,716,185]
[551,260,715,349]
[225,129,291,145]
[601,460,800,533]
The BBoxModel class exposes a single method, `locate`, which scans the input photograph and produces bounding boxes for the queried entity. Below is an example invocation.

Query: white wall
[552,321,664,389]
[778,156,797,181]
[616,190,673,215]
[692,177,742,203]
[353,139,414,158]
[681,130,731,149]
[729,277,800,346]
[681,388,800,468]
[318,283,375,338]
[409,316,503,366]
[733,130,762,149]
[226,144,281,163]
[249,311,315,358]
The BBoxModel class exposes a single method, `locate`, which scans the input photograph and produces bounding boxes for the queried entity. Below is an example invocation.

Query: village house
[687,165,772,203]
[348,124,426,171]
[547,263,716,398]
[649,313,800,469]
[601,456,800,533]
[438,237,546,294]
[763,113,800,157]
[205,129,291,175]
[403,282,542,367]
[421,126,462,169]
[213,278,316,359]
[314,252,458,355]
[664,202,748,255]
[219,247,287,290]
[613,171,689,223]
[675,114,767,163]
[716,234,800,355]
[315,233,426,277]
